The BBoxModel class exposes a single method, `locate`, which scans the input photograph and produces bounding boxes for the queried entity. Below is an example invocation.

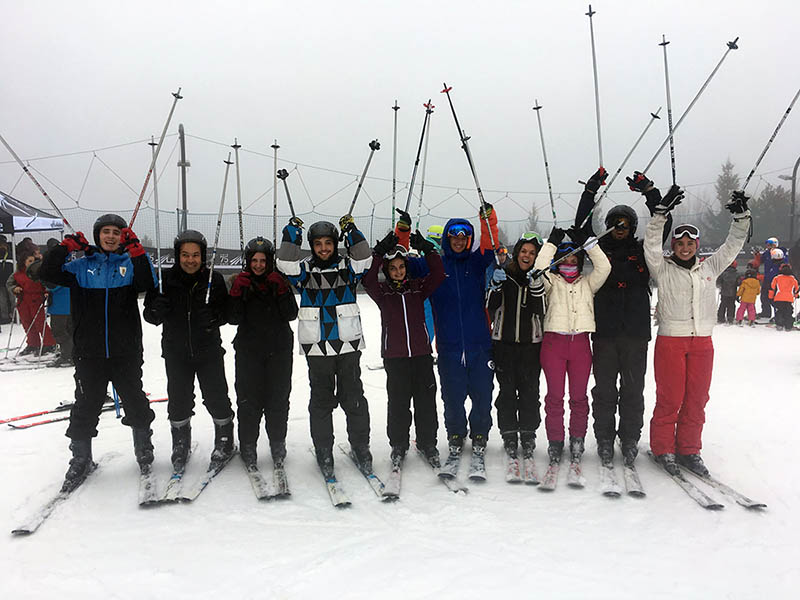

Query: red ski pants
[541,332,592,442]
[17,298,55,349]
[650,335,714,455]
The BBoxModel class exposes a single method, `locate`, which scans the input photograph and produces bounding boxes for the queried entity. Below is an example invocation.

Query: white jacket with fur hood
[533,242,611,334]
[644,211,751,337]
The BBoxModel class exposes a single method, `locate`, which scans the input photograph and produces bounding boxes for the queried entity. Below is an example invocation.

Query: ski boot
[676,453,710,478]
[620,439,639,467]
[315,446,335,479]
[472,434,487,455]
[351,444,373,473]
[569,436,585,462]
[390,446,407,468]
[547,440,564,464]
[596,438,614,466]
[501,431,518,459]
[169,419,191,473]
[240,442,258,469]
[419,444,441,468]
[654,452,680,476]
[131,428,154,474]
[448,433,464,452]
[61,439,93,493]
[211,418,235,463]
[520,431,536,460]
[271,442,287,469]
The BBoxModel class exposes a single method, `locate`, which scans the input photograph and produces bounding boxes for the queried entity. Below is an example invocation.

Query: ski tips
[727,36,740,50]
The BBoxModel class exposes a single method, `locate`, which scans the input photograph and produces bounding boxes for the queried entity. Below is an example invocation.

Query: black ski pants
[164,351,233,423]
[67,355,155,439]
[493,341,542,437]
[717,296,736,324]
[235,349,292,450]
[306,351,370,451]
[384,354,438,451]
[774,301,794,330]
[591,336,648,443]
[50,314,73,358]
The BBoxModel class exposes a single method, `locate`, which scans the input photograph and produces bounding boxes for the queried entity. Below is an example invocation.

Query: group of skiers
[25,164,763,493]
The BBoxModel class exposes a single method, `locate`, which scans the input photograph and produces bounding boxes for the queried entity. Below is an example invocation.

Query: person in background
[0,234,14,326]
[9,249,56,355]
[752,238,788,319]
[716,261,739,324]
[28,239,73,366]
[769,263,799,331]
[735,266,761,326]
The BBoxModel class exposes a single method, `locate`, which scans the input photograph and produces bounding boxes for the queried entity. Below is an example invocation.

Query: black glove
[479,202,494,220]
[395,208,412,231]
[585,167,608,194]
[149,294,171,321]
[410,230,436,255]
[547,226,566,246]
[626,171,654,194]
[726,190,749,214]
[566,226,589,246]
[374,231,398,256]
[194,306,215,330]
[653,185,685,215]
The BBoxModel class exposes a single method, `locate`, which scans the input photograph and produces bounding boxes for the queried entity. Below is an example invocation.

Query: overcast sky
[1,0,798,239]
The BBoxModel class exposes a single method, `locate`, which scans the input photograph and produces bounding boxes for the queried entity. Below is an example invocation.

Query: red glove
[230,271,251,297]
[266,272,290,295]
[62,232,90,253]
[120,227,145,257]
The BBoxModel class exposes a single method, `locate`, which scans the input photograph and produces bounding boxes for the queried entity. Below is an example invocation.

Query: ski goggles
[384,245,408,261]
[447,223,473,237]
[519,231,543,244]
[672,223,700,240]
[496,247,508,257]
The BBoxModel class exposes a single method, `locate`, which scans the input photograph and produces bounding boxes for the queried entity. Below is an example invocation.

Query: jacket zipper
[401,295,412,357]
[514,281,522,343]
[104,255,110,358]
[187,281,195,358]
[455,260,466,366]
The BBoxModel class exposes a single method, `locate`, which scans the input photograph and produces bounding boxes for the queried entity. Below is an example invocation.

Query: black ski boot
[240,442,257,469]
[62,439,93,493]
[676,453,710,478]
[596,439,614,466]
[132,428,154,474]
[472,434,487,455]
[569,436,585,462]
[547,440,564,464]
[448,433,464,452]
[419,444,441,468]
[352,444,373,473]
[390,446,407,467]
[170,420,191,474]
[520,431,536,460]
[211,419,235,463]
[620,439,639,467]
[315,446,335,479]
[502,431,518,459]
[271,442,287,469]
[654,452,680,476]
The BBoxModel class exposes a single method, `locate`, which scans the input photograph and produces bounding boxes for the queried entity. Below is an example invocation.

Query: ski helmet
[307,221,339,246]
[553,241,585,272]
[779,263,792,275]
[770,248,785,261]
[173,229,207,263]
[92,213,127,246]
[605,205,638,235]
[382,244,409,280]
[766,237,779,247]
[426,224,444,243]
[513,231,543,260]
[244,236,275,271]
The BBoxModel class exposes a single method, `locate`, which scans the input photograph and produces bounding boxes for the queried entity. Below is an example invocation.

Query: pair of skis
[437,445,480,492]
[244,459,291,501]
[504,454,540,485]
[540,457,586,491]
[5,397,167,430]
[316,445,399,508]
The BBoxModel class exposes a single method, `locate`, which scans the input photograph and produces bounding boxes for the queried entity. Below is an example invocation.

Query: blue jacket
[409,218,494,355]
[46,285,70,316]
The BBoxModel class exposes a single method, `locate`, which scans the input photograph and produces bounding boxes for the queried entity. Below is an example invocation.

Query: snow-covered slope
[1,299,796,599]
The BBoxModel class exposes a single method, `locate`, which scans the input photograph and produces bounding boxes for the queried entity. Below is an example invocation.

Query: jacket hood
[442,218,475,259]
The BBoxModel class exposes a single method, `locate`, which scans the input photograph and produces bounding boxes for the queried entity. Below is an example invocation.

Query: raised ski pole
[206,153,233,305]
[232,138,244,260]
[577,108,662,230]
[532,100,558,227]
[740,86,800,191]
[643,37,739,175]
[440,83,498,251]
[391,101,400,228]
[346,139,381,217]
[0,133,75,233]
[148,137,164,293]
[271,140,280,246]
[415,101,434,230]
[130,87,183,227]
[276,168,302,225]
[660,35,677,186]
[586,5,604,168]
[404,100,433,213]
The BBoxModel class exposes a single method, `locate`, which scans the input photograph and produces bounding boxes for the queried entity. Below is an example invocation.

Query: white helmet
[766,237,779,247]
[770,248,784,261]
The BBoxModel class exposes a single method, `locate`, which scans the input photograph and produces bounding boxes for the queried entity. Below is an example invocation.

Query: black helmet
[92,213,127,246]
[244,236,275,272]
[174,229,207,263]
[604,205,638,235]
[307,221,339,246]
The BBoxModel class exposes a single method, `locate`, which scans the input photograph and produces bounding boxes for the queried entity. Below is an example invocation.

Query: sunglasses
[447,224,472,238]
[673,224,700,240]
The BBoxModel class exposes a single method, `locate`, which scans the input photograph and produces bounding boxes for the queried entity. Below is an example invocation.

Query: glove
[374,231,398,256]
[395,208,412,231]
[230,271,251,297]
[289,215,304,228]
[585,167,608,194]
[339,214,356,235]
[282,221,303,246]
[120,227,145,257]
[266,272,290,296]
[194,306,215,330]
[490,268,507,286]
[566,226,589,246]
[479,203,494,220]
[653,185,685,215]
[626,171,654,193]
[149,294,171,321]
[62,232,90,253]
[410,230,436,255]
[527,268,546,284]
[547,226,566,246]
[726,190,749,214]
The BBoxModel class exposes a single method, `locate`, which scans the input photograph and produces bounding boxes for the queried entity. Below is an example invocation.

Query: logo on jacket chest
[119,266,127,277]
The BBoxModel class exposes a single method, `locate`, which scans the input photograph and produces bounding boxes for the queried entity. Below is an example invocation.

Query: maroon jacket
[362,251,445,359]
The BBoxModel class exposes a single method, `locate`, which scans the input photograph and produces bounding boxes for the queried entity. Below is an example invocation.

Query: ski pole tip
[441,85,452,94]
[727,37,740,50]
[173,87,183,99]
[369,139,381,151]
[586,4,596,17]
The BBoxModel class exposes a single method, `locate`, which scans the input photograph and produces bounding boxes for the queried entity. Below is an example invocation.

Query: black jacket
[593,236,652,340]
[143,265,228,359]
[40,244,156,359]
[716,265,739,297]
[227,272,298,354]
[486,266,546,344]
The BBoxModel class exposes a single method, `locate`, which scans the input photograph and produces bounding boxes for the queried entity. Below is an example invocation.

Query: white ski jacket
[644,211,751,337]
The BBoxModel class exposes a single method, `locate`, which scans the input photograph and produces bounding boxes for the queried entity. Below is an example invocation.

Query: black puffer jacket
[486,265,546,344]
[143,265,228,359]
[593,236,652,340]
[716,264,739,297]
[227,272,298,354]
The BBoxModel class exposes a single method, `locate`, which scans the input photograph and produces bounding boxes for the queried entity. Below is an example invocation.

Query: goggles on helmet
[447,223,472,238]
[384,245,408,261]
[519,231,543,244]
[673,224,700,240]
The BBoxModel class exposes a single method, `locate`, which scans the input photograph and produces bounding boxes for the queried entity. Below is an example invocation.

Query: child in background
[716,261,739,324]
[769,264,799,331]
[735,267,760,326]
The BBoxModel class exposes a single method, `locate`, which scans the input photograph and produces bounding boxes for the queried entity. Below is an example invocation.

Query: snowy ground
[1,297,797,599]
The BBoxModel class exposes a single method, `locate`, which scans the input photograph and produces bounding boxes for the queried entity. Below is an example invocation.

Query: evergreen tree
[526,204,541,236]
[701,160,740,247]
[750,183,791,247]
